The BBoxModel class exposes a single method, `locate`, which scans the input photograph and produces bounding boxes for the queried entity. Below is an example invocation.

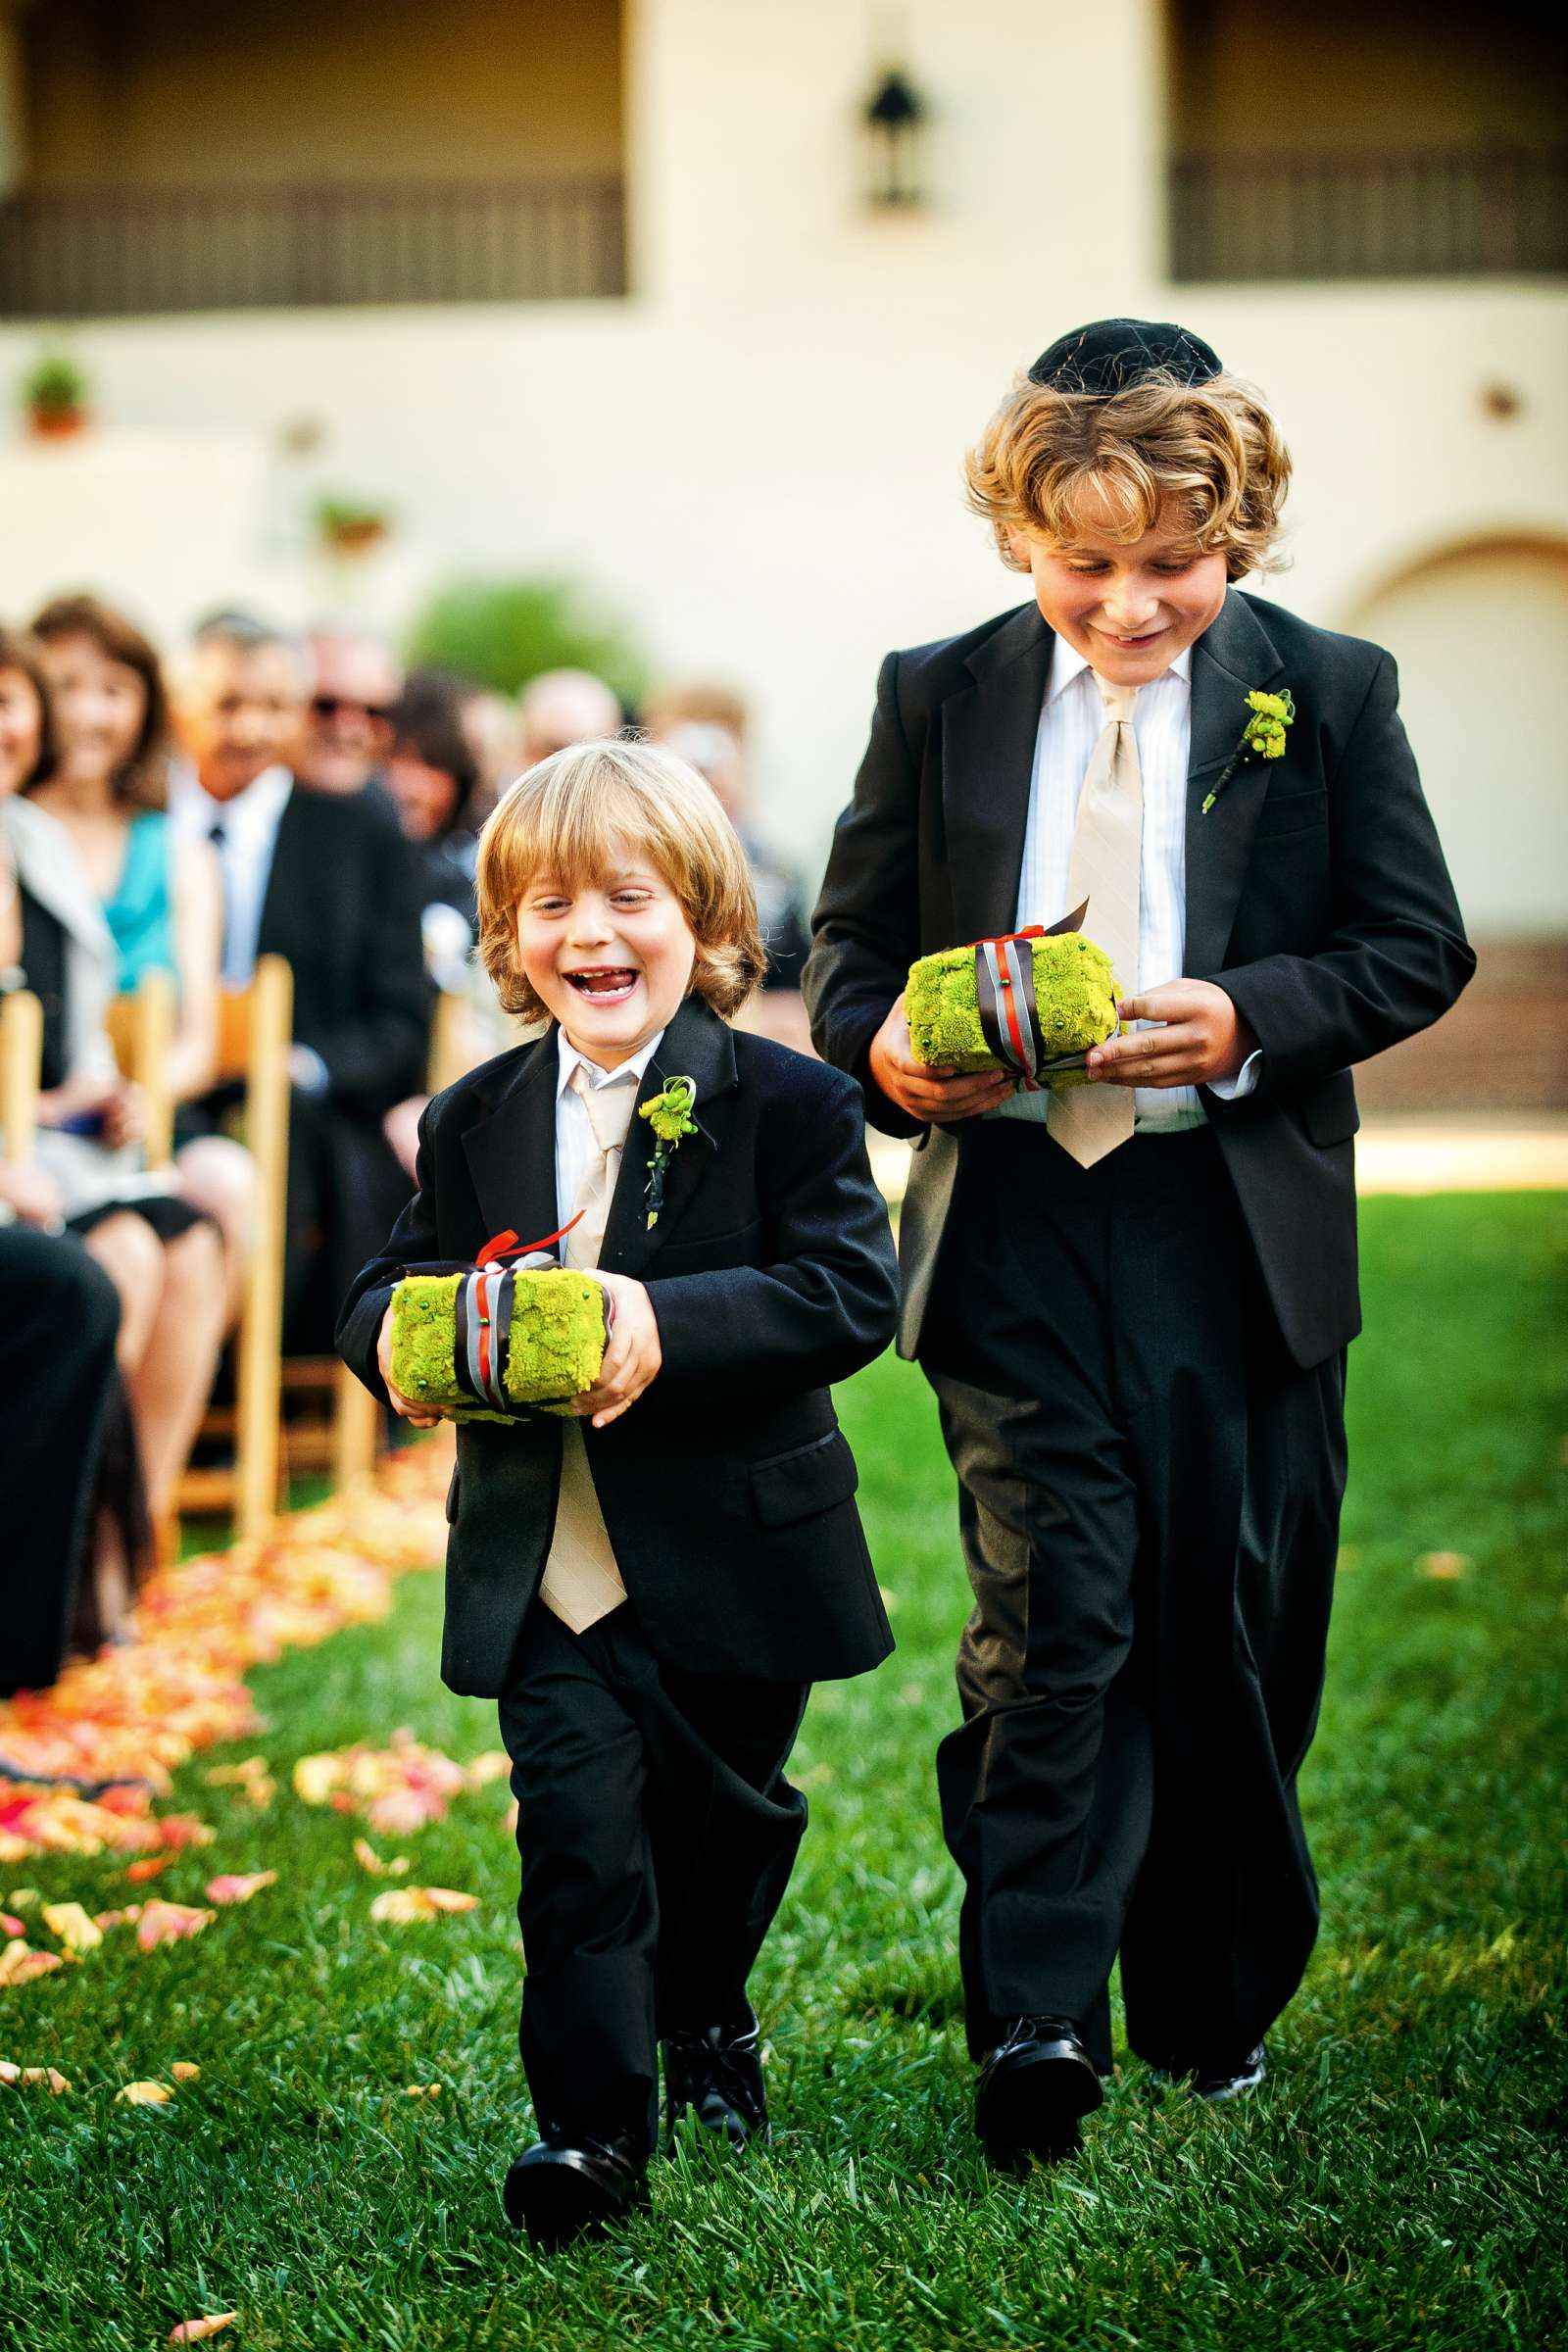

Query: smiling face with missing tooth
[514,839,698,1070]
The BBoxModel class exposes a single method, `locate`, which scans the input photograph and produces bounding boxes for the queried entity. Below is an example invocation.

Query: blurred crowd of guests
[0,597,810,1700]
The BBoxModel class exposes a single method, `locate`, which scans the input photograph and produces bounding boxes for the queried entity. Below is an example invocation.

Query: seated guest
[517,666,622,766]
[384,669,480,948]
[0,626,225,1571]
[379,671,493,1178]
[27,593,255,1318]
[296,620,403,801]
[643,682,811,1050]
[170,614,427,1350]
[0,1186,123,1696]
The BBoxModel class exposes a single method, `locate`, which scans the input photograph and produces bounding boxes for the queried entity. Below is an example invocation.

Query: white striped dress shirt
[999,636,1258,1132]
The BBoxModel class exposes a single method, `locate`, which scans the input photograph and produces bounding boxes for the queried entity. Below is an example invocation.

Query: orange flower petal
[41,1901,104,1953]
[169,2317,238,2344]
[0,1938,64,1986]
[135,1899,216,1951]
[204,1873,277,1907]
[171,2061,201,2082]
[117,2079,174,2104]
[126,1854,177,1884]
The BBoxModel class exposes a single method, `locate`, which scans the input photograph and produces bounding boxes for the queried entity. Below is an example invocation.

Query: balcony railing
[1170,144,1567,281]
[0,174,626,318]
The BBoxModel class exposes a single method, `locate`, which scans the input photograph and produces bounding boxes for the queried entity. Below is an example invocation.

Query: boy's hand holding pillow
[906,929,1121,1092]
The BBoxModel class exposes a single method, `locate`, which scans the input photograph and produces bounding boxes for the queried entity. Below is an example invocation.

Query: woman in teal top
[102,805,177,993]
[27,592,254,1330]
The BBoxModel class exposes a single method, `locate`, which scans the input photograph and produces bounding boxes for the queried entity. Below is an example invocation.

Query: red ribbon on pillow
[474,1215,583,1268]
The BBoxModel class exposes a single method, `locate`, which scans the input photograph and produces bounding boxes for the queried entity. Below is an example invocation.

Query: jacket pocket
[1300,1072,1360,1148]
[1250,777,1326,836]
[749,1429,859,1529]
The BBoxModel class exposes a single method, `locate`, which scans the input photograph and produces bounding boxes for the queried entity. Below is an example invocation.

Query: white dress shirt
[554,1024,666,1238]
[1000,637,1259,1133]
[169,761,294,990]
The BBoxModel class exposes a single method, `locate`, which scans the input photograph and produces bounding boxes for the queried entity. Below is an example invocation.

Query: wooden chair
[172,957,294,1543]
[1,988,44,1167]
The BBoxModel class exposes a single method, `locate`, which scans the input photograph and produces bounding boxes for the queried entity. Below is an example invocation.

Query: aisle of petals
[0,1437,454,1846]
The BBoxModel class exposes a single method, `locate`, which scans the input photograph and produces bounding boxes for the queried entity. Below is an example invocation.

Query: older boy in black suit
[340,738,898,2243]
[807,320,1473,2163]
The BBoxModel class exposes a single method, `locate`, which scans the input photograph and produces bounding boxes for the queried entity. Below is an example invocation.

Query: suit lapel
[254,776,304,962]
[1184,591,1288,978]
[460,1033,562,1257]
[600,997,738,1280]
[941,604,1052,944]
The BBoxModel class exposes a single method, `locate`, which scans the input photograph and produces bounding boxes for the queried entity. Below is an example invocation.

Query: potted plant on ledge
[22,352,90,441]
[315,496,393,558]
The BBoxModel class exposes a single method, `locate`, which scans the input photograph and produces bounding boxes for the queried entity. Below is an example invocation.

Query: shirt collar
[555,1023,666,1100]
[174,762,292,840]
[1046,635,1193,704]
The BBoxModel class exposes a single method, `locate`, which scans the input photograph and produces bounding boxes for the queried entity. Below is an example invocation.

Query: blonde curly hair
[476,736,766,1023]
[964,368,1292,580]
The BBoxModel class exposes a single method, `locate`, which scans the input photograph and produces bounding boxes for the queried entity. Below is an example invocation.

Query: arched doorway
[1347,535,1568,1109]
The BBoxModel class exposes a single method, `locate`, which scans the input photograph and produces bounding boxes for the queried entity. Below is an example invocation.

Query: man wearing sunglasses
[297,621,404,801]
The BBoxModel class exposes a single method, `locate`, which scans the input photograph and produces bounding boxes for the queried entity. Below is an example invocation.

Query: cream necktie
[1048,677,1142,1168]
[537,1060,639,1634]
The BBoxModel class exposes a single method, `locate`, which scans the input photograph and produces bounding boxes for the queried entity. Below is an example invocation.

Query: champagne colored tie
[1049,678,1142,1168]
[538,1061,639,1634]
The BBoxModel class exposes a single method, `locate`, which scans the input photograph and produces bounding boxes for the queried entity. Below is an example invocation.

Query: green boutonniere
[1201,687,1297,815]
[639,1074,700,1228]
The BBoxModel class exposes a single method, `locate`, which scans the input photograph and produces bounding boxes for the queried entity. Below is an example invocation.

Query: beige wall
[1167,0,1568,155]
[21,0,622,186]
[1350,539,1568,937]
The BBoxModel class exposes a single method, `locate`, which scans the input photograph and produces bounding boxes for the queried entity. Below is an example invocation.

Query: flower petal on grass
[41,1901,104,1954]
[136,1899,216,1951]
[0,1938,64,1985]
[466,1751,512,1787]
[0,1913,23,1936]
[117,2079,174,2104]
[404,2082,442,2097]
[171,2062,201,2082]
[169,2316,238,2344]
[0,2061,72,2093]
[204,1872,277,1907]
[126,1854,176,1884]
[1417,1550,1472,1580]
[352,1838,411,1877]
[368,1886,479,1924]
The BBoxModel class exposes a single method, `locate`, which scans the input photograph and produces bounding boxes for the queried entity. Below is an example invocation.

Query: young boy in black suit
[806,319,1474,2164]
[338,738,898,2243]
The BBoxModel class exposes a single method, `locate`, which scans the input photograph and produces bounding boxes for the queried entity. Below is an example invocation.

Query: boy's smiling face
[1005,496,1229,687]
[515,840,697,1069]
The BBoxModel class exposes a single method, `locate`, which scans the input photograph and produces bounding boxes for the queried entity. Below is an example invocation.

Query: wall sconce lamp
[863,68,927,209]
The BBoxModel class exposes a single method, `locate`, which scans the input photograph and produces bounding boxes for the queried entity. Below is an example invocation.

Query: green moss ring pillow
[906,927,1120,1090]
[388,1240,609,1422]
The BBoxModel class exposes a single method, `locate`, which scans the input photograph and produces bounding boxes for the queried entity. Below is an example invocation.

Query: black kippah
[1027,318,1223,395]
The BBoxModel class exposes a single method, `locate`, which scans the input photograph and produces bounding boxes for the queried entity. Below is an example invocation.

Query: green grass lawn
[4,1194,1565,2351]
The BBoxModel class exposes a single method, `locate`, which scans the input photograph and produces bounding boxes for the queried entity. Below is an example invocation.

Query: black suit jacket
[259,780,428,1117]
[336,997,900,1695]
[805,591,1475,1370]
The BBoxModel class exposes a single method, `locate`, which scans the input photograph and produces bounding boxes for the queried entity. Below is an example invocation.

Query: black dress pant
[497,1601,808,2152]
[920,1122,1346,2076]
[0,1230,121,1696]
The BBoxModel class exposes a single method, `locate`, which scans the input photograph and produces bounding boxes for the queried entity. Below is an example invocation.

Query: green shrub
[406,575,648,705]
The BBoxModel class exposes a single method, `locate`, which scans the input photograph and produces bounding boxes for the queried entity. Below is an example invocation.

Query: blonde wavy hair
[964,368,1292,579]
[476,736,766,1022]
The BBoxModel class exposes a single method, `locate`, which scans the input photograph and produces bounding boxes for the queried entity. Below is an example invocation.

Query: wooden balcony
[1170,144,1567,281]
[0,174,626,319]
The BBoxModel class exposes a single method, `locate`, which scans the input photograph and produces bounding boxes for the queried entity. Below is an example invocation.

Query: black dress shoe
[975,2016,1103,2164]
[662,2014,769,2146]
[502,2130,648,2247]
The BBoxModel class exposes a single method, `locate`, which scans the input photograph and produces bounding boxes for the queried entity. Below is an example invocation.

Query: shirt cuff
[1207,1048,1262,1102]
[288,1044,331,1098]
